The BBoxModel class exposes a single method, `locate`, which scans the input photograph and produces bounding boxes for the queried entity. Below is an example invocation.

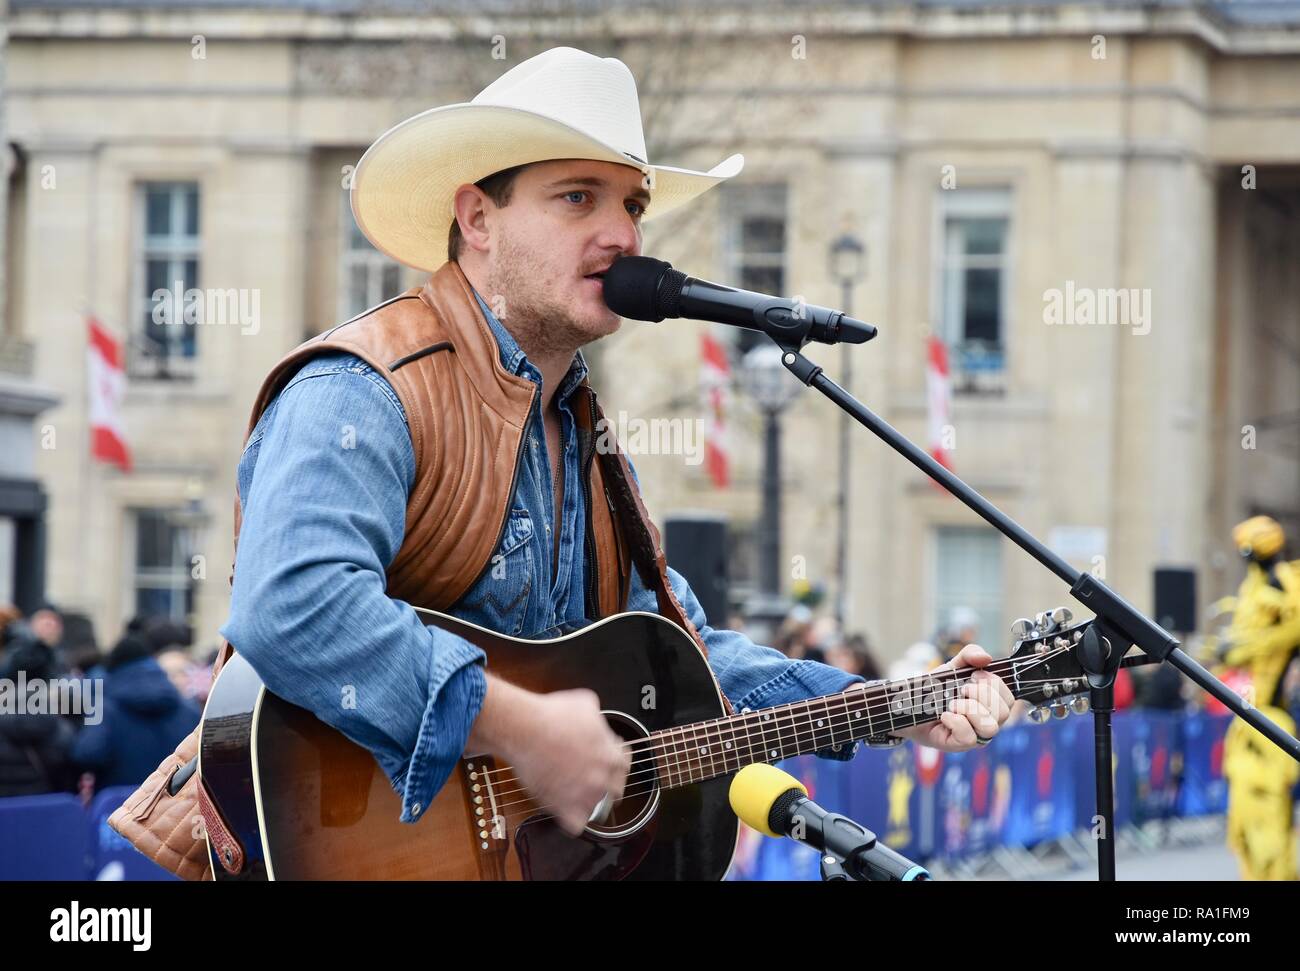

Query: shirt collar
[472,288,590,403]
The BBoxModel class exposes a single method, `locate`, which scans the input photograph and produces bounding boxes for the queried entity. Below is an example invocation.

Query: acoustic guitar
[199,606,1101,880]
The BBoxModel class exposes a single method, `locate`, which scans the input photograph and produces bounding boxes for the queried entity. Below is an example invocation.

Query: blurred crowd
[0,587,1251,805]
[750,594,1208,724]
[0,603,218,800]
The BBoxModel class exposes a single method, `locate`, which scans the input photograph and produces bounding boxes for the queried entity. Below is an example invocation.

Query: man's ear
[452,183,493,255]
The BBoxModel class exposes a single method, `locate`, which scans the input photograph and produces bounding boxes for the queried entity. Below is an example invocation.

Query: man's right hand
[471,676,631,837]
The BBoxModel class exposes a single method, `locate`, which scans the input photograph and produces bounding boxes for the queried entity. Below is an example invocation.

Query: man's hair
[447,164,530,262]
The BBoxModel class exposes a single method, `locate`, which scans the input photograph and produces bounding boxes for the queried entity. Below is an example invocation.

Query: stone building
[6,0,1299,657]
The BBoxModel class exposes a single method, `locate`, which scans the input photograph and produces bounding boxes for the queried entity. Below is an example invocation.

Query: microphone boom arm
[769,338,1300,883]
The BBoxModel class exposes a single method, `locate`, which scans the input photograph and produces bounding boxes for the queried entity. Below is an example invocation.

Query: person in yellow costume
[1218,516,1300,880]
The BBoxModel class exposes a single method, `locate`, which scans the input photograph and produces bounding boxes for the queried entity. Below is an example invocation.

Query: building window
[133,182,200,379]
[340,195,401,321]
[131,509,194,622]
[5,142,28,352]
[721,183,787,355]
[932,526,1003,649]
[935,188,1010,384]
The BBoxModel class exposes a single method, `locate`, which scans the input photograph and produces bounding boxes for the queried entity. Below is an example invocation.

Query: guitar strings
[478,663,1080,825]
[480,669,1074,816]
[475,647,1067,787]
[474,649,1065,799]
[478,644,1066,805]
[473,649,1077,815]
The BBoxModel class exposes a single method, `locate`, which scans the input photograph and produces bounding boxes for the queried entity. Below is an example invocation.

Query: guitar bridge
[464,757,508,848]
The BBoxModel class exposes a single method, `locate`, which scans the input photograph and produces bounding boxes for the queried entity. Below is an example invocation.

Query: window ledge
[953,373,1008,398]
[125,382,232,404]
[889,389,1049,420]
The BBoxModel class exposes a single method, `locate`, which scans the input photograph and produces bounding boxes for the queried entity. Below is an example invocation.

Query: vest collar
[423,261,597,414]
[418,260,536,419]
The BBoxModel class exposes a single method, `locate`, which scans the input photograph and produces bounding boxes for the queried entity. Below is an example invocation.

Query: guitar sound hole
[585,711,659,840]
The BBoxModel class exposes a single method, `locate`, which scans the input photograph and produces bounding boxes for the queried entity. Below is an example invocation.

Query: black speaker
[1153,567,1197,634]
[664,514,730,625]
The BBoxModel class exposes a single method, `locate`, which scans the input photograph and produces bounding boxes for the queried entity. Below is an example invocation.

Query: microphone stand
[766,337,1300,881]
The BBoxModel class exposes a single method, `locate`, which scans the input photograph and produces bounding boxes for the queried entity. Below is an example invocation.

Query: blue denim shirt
[221,290,865,824]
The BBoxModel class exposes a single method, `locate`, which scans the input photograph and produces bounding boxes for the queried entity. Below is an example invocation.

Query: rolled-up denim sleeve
[627,560,866,761]
[220,356,486,823]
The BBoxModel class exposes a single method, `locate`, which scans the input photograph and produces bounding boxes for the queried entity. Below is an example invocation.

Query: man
[29,604,63,651]
[222,47,1013,843]
[71,631,202,789]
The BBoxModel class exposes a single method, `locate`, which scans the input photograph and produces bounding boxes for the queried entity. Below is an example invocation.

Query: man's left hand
[892,644,1014,753]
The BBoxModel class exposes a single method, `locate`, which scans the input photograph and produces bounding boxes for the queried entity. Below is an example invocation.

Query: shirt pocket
[458,507,535,637]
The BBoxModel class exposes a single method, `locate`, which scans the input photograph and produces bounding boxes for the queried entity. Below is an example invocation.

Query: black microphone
[603,256,876,347]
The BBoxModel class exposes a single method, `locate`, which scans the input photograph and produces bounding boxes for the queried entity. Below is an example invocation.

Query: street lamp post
[829,232,866,631]
[741,344,803,641]
[759,401,782,600]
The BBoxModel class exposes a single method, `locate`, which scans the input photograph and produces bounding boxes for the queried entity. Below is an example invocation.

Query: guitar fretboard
[644,658,1021,789]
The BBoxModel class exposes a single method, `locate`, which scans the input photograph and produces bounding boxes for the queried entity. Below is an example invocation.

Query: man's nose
[595,206,642,256]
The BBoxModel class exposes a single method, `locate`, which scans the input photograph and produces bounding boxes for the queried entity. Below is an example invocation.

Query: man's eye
[565,191,588,205]
[627,202,647,217]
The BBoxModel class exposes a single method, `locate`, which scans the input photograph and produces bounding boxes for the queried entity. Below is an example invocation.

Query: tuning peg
[1050,607,1073,627]
[1070,696,1090,715]
[1010,618,1035,639]
[1034,611,1049,630]
[1050,702,1069,720]
[1028,706,1050,724]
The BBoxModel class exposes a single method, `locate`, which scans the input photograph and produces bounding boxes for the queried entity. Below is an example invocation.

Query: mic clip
[819,854,854,882]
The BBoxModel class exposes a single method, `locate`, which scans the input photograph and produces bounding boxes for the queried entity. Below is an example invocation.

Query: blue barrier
[0,786,179,881]
[730,710,1234,881]
[0,793,89,880]
[1178,711,1229,816]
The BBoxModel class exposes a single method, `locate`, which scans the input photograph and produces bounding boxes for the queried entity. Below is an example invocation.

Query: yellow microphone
[729,763,807,838]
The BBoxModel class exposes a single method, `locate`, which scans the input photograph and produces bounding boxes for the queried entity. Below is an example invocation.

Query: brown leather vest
[240,259,648,622]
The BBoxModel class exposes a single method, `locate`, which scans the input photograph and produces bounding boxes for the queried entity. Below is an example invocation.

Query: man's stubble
[485,231,612,361]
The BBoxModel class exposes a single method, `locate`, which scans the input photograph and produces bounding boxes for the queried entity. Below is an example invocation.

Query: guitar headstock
[1007,607,1094,722]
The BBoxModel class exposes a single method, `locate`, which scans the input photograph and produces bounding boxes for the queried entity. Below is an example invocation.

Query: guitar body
[199,610,738,880]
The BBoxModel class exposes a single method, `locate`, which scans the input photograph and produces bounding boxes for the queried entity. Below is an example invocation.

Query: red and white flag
[926,335,953,473]
[700,331,730,488]
[87,317,131,472]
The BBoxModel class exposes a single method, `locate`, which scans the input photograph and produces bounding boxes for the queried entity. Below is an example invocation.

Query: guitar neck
[647,657,1023,789]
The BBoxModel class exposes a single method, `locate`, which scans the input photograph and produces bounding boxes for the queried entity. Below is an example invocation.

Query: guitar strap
[596,441,736,717]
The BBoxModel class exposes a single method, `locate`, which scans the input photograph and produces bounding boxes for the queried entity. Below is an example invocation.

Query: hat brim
[351,102,744,272]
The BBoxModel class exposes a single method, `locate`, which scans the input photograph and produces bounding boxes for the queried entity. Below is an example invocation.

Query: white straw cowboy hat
[350,46,745,271]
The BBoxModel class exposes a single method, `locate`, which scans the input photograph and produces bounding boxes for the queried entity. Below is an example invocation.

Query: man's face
[473,158,648,357]
[30,609,62,646]
[157,650,194,696]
